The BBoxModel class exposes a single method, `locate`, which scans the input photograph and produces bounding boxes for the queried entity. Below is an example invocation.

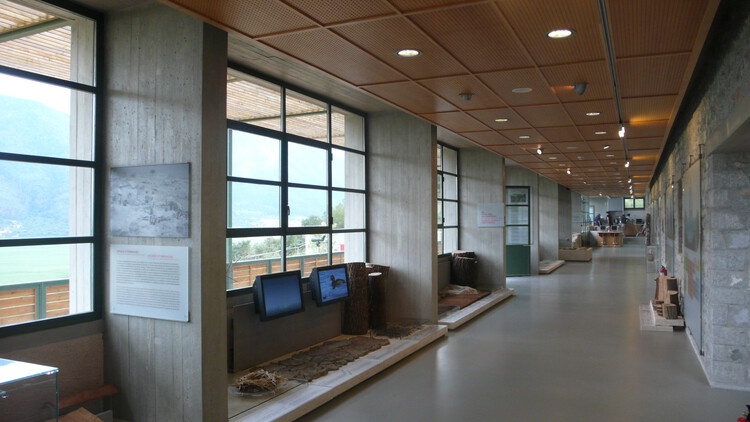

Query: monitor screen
[254,270,304,321]
[309,264,350,307]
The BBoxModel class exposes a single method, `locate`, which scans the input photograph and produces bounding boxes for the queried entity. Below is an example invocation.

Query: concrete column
[103,5,228,420]
[459,148,506,290]
[368,111,437,323]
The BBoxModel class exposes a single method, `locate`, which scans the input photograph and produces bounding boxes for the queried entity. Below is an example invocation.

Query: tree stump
[342,263,370,334]
[663,304,678,319]
[367,264,390,331]
[451,251,478,287]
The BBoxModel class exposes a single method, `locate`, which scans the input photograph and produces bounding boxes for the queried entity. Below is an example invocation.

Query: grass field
[0,245,69,286]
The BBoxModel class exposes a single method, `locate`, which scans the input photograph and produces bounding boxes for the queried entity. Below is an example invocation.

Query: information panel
[477,203,504,227]
[110,245,189,322]
[506,206,529,225]
[506,226,530,245]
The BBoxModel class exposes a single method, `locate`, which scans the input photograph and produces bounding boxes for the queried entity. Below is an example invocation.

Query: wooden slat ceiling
[163,0,720,197]
[0,1,72,81]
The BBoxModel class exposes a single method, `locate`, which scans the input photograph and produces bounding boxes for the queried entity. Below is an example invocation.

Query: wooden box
[558,247,592,262]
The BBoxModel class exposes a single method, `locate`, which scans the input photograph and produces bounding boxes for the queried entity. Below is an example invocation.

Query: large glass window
[0,0,98,331]
[437,143,459,255]
[625,197,645,209]
[226,70,367,288]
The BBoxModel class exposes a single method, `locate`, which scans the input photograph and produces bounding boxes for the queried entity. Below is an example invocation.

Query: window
[226,69,367,289]
[0,0,99,332]
[437,143,459,255]
[624,197,645,209]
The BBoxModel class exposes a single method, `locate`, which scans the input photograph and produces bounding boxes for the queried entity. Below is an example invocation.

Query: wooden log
[341,263,370,335]
[367,264,390,331]
[663,304,678,320]
[451,256,478,287]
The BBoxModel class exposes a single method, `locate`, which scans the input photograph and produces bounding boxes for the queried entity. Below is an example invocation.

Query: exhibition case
[0,358,59,422]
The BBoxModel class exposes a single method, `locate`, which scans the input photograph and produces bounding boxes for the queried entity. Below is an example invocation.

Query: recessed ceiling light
[603,145,611,150]
[558,164,566,167]
[585,112,601,116]
[609,161,617,164]
[494,118,509,122]
[595,131,607,135]
[605,154,615,158]
[549,156,558,160]
[566,146,578,150]
[577,156,585,160]
[396,49,422,57]
[547,29,574,39]
[512,87,533,93]
[519,135,531,139]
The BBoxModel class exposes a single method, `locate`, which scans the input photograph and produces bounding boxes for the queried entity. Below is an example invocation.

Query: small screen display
[316,266,349,303]
[262,274,303,318]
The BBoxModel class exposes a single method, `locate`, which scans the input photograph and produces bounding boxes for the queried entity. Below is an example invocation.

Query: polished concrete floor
[300,238,749,421]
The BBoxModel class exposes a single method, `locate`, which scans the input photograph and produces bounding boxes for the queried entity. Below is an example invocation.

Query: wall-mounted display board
[110,163,190,238]
[110,244,189,322]
[682,163,702,351]
[477,203,504,227]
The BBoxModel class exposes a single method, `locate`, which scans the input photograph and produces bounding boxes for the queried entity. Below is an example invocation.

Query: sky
[0,73,70,114]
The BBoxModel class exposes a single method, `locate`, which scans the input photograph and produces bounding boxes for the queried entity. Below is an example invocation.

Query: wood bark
[341,263,370,335]
[367,264,390,331]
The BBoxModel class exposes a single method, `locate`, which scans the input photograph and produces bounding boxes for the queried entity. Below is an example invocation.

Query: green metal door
[506,245,531,276]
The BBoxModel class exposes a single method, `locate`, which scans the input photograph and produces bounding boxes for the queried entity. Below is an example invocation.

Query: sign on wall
[682,163,702,349]
[477,203,504,227]
[110,245,189,322]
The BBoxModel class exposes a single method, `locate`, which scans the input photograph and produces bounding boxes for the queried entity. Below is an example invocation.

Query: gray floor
[300,238,749,421]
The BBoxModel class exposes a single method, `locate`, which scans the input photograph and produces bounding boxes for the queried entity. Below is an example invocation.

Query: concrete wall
[648,0,750,391]
[103,5,228,420]
[558,186,573,247]
[368,111,437,323]
[459,148,506,290]
[538,177,559,261]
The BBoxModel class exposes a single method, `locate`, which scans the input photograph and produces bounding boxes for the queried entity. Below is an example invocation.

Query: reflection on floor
[299,238,750,421]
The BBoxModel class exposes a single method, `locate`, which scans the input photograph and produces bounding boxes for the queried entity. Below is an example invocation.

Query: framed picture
[506,187,529,205]
[110,163,190,237]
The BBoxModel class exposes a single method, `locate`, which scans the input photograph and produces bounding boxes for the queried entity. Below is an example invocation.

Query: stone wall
[648,0,750,391]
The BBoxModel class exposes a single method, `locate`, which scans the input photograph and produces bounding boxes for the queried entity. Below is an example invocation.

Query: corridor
[301,239,749,421]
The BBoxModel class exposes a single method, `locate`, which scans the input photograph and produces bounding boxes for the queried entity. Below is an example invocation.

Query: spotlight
[619,126,626,138]
[624,161,630,168]
[603,145,611,150]
[628,178,632,183]
[536,147,543,155]
[566,168,571,174]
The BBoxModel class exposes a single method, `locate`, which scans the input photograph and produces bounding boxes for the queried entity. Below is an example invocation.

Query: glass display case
[0,358,59,422]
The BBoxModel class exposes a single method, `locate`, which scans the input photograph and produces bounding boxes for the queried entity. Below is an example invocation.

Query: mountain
[0,96,71,238]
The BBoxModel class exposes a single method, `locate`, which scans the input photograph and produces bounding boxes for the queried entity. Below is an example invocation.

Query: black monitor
[254,270,304,322]
[309,264,350,307]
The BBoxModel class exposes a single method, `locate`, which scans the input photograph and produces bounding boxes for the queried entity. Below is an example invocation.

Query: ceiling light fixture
[585,112,601,116]
[619,125,626,138]
[603,145,611,150]
[458,92,474,101]
[512,87,533,93]
[536,147,543,155]
[595,131,607,135]
[566,168,572,174]
[549,156,558,160]
[494,118,509,122]
[573,82,588,95]
[628,178,632,183]
[547,29,574,39]
[519,135,531,139]
[605,154,615,158]
[396,49,422,57]
[625,160,630,168]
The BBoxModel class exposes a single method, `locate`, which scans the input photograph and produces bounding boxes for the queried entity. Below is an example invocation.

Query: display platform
[639,302,685,332]
[539,260,565,274]
[228,324,447,422]
[437,288,515,330]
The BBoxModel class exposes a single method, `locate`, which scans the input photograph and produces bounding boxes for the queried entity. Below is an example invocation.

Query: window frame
[437,143,459,255]
[0,0,103,337]
[624,196,646,210]
[226,64,368,295]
